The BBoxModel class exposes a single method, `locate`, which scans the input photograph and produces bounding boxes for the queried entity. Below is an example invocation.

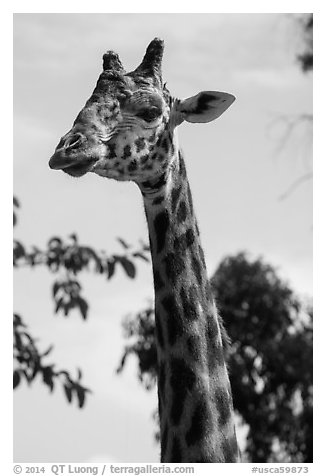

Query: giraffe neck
[142,150,239,463]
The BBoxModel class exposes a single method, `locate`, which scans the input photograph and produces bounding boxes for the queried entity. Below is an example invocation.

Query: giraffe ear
[177,91,235,124]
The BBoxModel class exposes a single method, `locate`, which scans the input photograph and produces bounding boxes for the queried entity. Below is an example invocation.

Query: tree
[13,196,150,407]
[118,252,312,463]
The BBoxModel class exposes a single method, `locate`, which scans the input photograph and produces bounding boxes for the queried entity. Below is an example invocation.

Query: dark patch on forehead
[185,399,211,447]
[154,210,170,254]
[155,312,165,350]
[161,295,183,346]
[170,357,196,426]
[171,185,182,214]
[164,252,185,284]
[180,286,199,321]
[170,436,182,462]
[215,387,232,427]
[177,201,188,224]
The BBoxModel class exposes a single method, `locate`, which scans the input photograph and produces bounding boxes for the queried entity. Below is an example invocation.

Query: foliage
[13,313,90,408]
[13,196,150,406]
[296,14,313,72]
[118,252,312,463]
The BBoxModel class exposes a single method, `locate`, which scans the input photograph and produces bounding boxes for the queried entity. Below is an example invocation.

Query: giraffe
[49,38,239,463]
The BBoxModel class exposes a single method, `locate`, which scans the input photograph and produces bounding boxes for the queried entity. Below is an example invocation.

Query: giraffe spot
[128,160,138,172]
[170,357,196,426]
[164,252,185,284]
[180,286,199,321]
[185,399,211,446]
[177,201,188,224]
[135,137,146,152]
[153,195,164,206]
[122,145,131,159]
[153,270,164,291]
[191,254,203,286]
[161,136,169,153]
[170,436,182,462]
[161,295,183,346]
[185,228,195,247]
[171,185,182,213]
[215,387,232,427]
[155,312,165,349]
[154,210,170,254]
[158,153,165,162]
[106,142,117,159]
[140,154,149,164]
[186,334,201,361]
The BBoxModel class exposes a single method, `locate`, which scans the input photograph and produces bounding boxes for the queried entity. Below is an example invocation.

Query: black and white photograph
[12,11,313,467]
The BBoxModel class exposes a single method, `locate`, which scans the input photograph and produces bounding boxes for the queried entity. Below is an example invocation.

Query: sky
[13,13,312,462]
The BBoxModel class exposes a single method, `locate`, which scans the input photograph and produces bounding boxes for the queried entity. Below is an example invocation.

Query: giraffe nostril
[64,133,84,150]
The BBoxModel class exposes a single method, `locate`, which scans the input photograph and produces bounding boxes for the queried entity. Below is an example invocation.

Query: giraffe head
[49,38,235,184]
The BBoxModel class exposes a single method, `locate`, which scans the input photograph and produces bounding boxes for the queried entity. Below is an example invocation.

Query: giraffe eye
[136,106,161,122]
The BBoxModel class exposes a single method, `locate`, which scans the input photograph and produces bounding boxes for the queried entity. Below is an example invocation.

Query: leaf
[69,233,78,244]
[55,297,63,314]
[52,281,62,298]
[13,196,20,208]
[133,252,150,263]
[77,296,88,320]
[42,366,54,392]
[13,240,26,260]
[119,257,136,279]
[77,368,83,380]
[117,237,130,249]
[13,370,21,389]
[48,237,63,249]
[75,384,86,408]
[42,345,54,357]
[64,383,73,403]
[107,259,115,279]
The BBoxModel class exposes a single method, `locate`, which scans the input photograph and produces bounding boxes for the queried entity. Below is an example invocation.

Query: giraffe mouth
[49,152,98,177]
[62,159,98,177]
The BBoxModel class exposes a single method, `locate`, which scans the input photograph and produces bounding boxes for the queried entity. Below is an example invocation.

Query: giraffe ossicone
[49,38,239,463]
